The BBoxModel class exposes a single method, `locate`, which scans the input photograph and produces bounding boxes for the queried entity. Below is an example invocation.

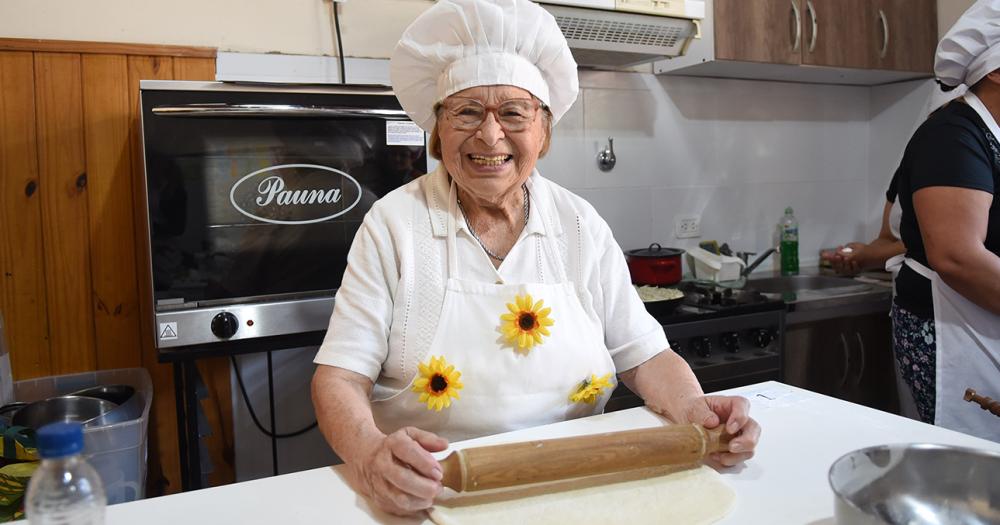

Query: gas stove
[607,282,786,411]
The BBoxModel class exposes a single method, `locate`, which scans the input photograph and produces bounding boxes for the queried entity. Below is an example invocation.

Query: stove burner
[678,282,768,309]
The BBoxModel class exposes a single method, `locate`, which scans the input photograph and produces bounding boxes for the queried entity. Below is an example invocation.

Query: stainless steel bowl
[11,395,118,429]
[829,443,1000,524]
[69,384,134,406]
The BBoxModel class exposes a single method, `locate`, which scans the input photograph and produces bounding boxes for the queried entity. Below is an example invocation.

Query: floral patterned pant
[891,303,936,424]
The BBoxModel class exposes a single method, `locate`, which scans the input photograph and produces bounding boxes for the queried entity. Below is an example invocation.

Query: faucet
[738,248,778,277]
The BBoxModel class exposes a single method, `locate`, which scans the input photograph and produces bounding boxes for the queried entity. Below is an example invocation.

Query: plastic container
[686,247,745,282]
[25,422,106,525]
[14,369,152,505]
[779,207,800,276]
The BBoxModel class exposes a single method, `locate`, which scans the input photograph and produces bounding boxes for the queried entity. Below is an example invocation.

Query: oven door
[140,82,427,347]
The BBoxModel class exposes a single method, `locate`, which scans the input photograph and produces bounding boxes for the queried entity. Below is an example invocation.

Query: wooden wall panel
[82,54,143,370]
[127,55,178,496]
[0,52,51,379]
[1,41,231,496]
[34,53,97,373]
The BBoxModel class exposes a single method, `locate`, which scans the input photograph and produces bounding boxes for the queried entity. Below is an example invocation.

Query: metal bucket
[11,395,119,429]
[829,443,1000,524]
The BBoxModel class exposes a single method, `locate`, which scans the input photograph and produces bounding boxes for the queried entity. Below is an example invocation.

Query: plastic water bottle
[779,207,799,276]
[26,422,106,525]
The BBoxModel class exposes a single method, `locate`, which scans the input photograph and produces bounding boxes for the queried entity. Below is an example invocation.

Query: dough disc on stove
[429,464,735,525]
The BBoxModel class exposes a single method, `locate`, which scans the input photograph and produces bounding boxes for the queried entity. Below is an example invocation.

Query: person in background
[310,0,760,516]
[822,169,905,276]
[890,0,1000,442]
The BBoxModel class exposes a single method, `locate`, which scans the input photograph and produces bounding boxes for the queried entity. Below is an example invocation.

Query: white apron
[901,258,1000,441]
[371,183,617,442]
[893,92,1000,440]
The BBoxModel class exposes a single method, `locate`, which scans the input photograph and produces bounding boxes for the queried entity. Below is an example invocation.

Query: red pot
[625,243,684,286]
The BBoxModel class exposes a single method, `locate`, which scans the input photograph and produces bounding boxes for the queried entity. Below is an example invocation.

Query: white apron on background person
[371,182,617,442]
[901,258,1000,441]
[888,92,1000,436]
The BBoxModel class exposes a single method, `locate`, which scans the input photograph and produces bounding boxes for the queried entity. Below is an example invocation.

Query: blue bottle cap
[36,422,84,458]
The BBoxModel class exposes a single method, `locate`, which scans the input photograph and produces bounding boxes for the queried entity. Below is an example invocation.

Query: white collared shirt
[314,165,668,399]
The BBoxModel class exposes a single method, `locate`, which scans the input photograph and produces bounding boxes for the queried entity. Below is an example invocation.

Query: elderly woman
[890,0,1000,441]
[312,0,760,516]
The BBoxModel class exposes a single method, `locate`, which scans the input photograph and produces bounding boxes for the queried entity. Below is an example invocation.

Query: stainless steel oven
[139,81,427,351]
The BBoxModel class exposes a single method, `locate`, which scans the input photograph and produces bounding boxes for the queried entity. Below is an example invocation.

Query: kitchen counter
[80,381,999,525]
[748,266,892,324]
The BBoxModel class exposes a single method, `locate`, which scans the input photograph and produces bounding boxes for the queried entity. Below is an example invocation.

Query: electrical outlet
[674,215,701,239]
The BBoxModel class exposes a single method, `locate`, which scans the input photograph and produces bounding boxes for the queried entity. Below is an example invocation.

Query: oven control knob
[721,332,741,353]
[211,312,239,339]
[752,329,774,349]
[690,337,712,358]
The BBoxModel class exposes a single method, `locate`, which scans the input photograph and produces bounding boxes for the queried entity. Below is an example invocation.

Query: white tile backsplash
[537,71,906,266]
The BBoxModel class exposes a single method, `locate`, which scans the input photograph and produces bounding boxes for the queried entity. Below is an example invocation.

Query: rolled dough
[429,464,735,525]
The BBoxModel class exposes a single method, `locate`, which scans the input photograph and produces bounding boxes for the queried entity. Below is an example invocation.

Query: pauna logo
[229,164,363,225]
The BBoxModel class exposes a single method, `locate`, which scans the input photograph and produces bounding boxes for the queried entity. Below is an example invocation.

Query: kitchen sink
[748,275,872,294]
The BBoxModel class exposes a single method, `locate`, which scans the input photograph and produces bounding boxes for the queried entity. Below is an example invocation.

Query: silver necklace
[457,185,529,262]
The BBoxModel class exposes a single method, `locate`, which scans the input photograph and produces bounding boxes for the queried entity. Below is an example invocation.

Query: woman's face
[437,85,548,204]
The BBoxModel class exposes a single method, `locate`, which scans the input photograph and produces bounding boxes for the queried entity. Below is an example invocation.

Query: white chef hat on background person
[390,0,579,133]
[935,0,1000,90]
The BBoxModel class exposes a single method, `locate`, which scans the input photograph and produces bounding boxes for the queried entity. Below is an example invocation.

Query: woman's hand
[824,242,868,275]
[352,426,449,516]
[681,395,761,467]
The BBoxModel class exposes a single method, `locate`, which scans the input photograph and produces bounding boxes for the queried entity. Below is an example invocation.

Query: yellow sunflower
[500,293,554,351]
[570,373,613,404]
[412,355,464,411]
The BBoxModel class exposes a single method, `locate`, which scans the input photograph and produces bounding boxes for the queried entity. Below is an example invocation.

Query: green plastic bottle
[779,207,799,276]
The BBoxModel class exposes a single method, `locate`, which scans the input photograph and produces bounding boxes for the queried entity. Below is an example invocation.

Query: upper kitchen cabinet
[713,0,801,65]
[656,0,936,86]
[714,0,871,69]
[871,0,938,73]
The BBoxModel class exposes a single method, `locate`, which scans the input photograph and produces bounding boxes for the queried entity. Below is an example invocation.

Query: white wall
[938,0,976,39]
[0,0,432,58]
[539,71,872,270]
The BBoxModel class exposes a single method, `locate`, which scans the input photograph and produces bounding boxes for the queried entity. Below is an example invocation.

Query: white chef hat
[390,0,579,133]
[935,0,1000,89]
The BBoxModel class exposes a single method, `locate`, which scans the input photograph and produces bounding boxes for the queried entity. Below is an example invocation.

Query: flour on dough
[430,464,735,525]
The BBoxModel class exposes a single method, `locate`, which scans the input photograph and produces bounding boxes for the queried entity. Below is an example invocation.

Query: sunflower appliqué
[570,373,613,404]
[412,355,464,411]
[500,293,555,352]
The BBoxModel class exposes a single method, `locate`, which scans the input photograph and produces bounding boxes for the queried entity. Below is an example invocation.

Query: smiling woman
[310,0,761,518]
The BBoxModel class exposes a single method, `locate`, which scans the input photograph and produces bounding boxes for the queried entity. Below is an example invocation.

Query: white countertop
[96,382,1000,524]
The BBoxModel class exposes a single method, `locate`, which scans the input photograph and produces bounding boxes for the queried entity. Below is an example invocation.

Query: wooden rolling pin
[965,388,1000,418]
[438,424,731,492]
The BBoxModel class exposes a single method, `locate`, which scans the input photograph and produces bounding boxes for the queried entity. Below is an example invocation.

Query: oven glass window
[142,90,427,307]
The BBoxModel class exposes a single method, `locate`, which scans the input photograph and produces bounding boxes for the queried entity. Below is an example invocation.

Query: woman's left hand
[681,395,761,467]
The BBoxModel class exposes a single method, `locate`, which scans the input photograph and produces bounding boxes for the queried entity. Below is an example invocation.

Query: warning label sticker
[386,121,425,146]
[159,322,178,340]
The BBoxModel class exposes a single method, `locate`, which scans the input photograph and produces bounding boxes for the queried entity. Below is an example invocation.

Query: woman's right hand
[826,242,867,275]
[353,426,449,516]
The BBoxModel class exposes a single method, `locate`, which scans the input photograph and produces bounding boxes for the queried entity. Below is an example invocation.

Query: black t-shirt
[895,100,1000,318]
[885,167,899,203]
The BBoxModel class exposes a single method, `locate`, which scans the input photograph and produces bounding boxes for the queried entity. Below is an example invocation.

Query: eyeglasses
[440,97,544,132]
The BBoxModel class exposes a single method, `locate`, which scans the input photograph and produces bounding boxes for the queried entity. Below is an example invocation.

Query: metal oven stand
[160,331,326,491]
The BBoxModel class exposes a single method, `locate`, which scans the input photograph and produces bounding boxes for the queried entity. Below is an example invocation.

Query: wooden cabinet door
[871,0,937,72]
[714,0,803,65]
[801,0,872,68]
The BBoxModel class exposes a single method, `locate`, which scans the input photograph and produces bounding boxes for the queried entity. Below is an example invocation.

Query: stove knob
[211,312,239,339]
[689,337,712,358]
[752,329,774,349]
[721,332,741,353]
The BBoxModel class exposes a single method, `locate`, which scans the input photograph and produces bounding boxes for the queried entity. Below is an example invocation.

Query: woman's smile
[465,153,514,172]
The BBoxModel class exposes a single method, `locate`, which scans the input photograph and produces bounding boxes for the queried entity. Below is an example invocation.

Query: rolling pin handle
[702,426,735,454]
[439,451,465,492]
